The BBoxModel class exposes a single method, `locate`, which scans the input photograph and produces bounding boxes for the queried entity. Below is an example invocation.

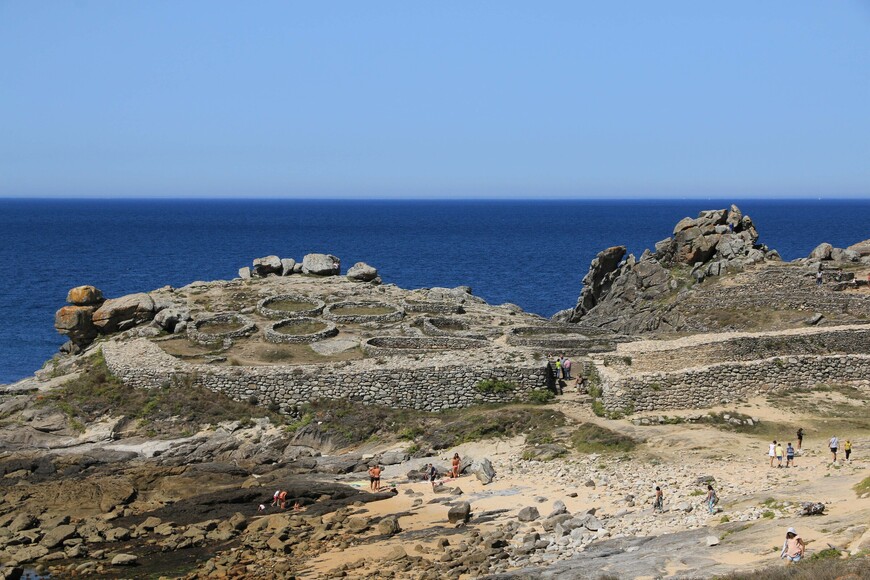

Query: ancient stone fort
[54,206,870,415]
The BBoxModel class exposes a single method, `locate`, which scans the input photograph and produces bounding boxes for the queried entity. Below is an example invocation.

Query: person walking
[427,463,438,491]
[562,357,572,380]
[653,486,664,513]
[844,439,852,463]
[775,442,784,468]
[786,442,795,467]
[705,484,718,514]
[829,435,839,463]
[554,358,562,380]
[796,428,804,450]
[816,271,823,286]
[780,527,805,564]
[769,441,777,467]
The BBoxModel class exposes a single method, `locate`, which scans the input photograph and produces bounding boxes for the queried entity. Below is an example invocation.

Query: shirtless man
[369,464,382,492]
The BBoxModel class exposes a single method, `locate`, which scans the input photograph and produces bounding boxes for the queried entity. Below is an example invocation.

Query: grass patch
[474,379,516,394]
[527,389,555,405]
[292,399,568,450]
[571,422,637,454]
[854,476,870,497]
[37,350,284,437]
[713,554,870,579]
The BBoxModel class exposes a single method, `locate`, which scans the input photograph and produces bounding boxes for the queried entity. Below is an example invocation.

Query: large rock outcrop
[563,205,780,333]
[92,293,156,334]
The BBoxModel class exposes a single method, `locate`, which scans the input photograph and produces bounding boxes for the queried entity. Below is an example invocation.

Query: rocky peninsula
[1,205,870,579]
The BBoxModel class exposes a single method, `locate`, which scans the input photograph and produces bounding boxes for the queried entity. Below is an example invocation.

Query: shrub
[474,379,516,394]
[571,423,637,454]
[527,389,555,404]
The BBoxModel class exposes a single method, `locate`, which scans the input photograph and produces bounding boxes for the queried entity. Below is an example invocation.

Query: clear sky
[1,1,869,199]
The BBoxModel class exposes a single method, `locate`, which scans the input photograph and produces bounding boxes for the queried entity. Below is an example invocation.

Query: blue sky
[1,2,869,199]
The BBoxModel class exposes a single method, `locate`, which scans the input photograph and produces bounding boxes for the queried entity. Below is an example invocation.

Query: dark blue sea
[1,198,868,384]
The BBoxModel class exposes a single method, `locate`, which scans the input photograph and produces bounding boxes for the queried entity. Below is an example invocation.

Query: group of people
[652,483,719,515]
[425,453,462,490]
[258,489,304,512]
[547,355,572,380]
[768,429,854,467]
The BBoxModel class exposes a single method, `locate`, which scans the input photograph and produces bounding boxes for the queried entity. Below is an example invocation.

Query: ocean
[1,198,868,384]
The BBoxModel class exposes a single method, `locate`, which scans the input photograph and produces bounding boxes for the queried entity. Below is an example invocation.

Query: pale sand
[298,395,870,579]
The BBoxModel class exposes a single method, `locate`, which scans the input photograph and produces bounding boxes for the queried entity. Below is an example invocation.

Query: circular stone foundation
[323,301,404,324]
[188,313,257,345]
[403,300,464,315]
[264,317,338,344]
[257,294,326,319]
[506,325,620,350]
[362,336,486,357]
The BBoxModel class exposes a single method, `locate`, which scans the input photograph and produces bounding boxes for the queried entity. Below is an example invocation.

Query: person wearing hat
[780,527,805,563]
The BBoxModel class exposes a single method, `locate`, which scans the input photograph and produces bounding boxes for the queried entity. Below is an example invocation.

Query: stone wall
[604,326,870,374]
[103,339,549,412]
[602,354,870,413]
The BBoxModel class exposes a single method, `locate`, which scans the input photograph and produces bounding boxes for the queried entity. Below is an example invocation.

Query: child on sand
[654,486,664,513]
[845,440,852,462]
[780,527,805,564]
[775,442,784,468]
[786,443,795,467]
[769,441,777,467]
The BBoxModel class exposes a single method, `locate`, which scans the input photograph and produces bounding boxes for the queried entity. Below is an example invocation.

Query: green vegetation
[37,350,283,437]
[570,422,637,454]
[527,389,555,404]
[854,476,870,497]
[291,398,567,450]
[713,554,869,580]
[809,548,842,561]
[331,305,395,316]
[474,378,516,394]
[274,320,328,335]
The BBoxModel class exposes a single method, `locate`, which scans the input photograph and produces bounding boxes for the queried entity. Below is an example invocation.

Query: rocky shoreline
[2,205,870,579]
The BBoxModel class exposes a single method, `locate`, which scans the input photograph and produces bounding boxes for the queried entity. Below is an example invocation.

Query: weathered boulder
[302,253,341,276]
[574,246,626,317]
[92,293,155,334]
[280,258,296,276]
[345,516,369,533]
[111,554,138,566]
[809,243,833,261]
[847,239,870,257]
[469,457,496,484]
[252,255,282,276]
[55,305,98,346]
[448,501,471,523]
[346,262,379,282]
[378,451,409,465]
[66,285,103,306]
[153,307,191,333]
[517,506,540,522]
[377,516,401,536]
[41,524,77,549]
[238,267,251,279]
[8,513,38,533]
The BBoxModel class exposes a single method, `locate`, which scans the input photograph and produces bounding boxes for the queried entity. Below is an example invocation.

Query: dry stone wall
[602,354,870,413]
[604,326,870,374]
[103,339,548,412]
